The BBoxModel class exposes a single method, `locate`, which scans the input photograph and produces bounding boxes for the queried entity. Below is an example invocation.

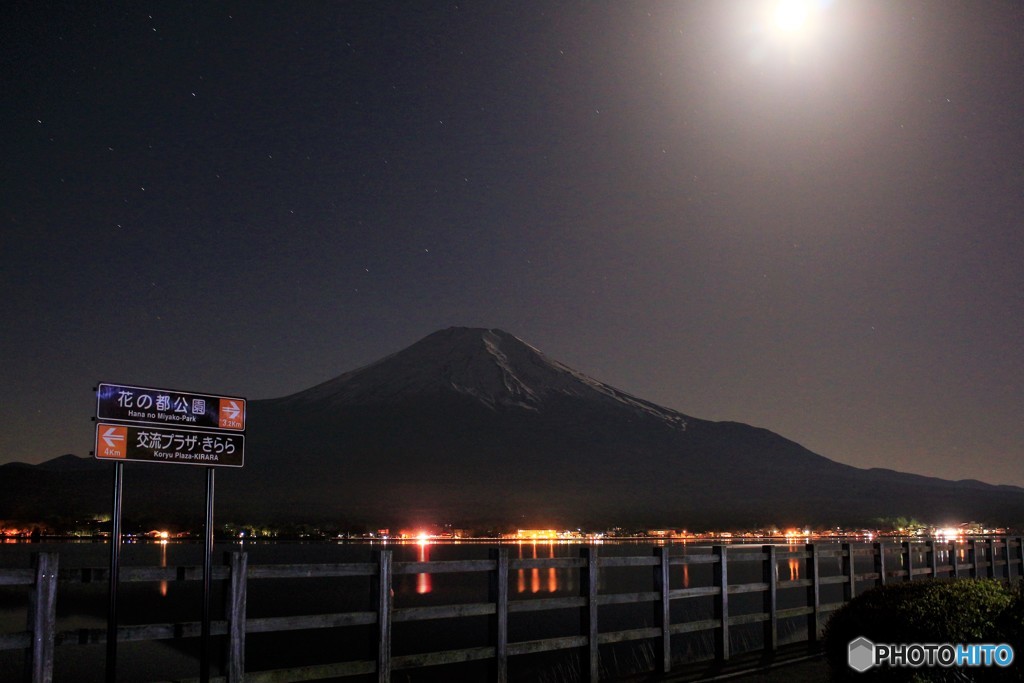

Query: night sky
[3,2,1023,488]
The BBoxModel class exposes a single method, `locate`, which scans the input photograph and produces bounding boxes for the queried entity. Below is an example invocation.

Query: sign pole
[93,382,245,682]
[106,461,124,683]
[200,466,215,683]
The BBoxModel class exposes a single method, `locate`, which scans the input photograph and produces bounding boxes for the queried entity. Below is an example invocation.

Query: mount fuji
[4,327,1024,529]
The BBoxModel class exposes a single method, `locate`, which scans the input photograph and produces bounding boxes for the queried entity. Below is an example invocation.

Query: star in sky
[0,1,1021,490]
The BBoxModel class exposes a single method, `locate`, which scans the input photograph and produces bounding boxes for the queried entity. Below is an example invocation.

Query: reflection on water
[6,538,1010,683]
[416,542,432,595]
[17,539,985,625]
[516,542,560,594]
[159,540,168,597]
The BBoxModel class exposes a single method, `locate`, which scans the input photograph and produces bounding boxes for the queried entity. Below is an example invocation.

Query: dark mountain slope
[4,328,1023,529]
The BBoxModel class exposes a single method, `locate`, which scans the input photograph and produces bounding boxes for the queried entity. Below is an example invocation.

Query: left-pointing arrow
[102,427,125,448]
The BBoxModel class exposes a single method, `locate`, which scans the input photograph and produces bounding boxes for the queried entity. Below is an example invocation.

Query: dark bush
[823,579,1021,682]
[996,583,1024,675]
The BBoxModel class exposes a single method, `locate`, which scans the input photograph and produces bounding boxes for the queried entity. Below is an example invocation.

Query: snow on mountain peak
[277,327,688,429]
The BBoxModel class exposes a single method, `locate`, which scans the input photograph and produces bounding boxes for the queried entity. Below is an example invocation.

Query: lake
[0,538,864,682]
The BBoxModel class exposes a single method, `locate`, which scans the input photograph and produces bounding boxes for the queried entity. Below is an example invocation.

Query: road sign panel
[218,398,244,430]
[96,425,127,459]
[96,382,246,432]
[94,423,244,467]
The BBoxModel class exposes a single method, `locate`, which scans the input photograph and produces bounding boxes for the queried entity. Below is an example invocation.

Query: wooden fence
[2,538,1022,683]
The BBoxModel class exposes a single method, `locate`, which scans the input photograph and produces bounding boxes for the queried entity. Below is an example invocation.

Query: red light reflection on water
[516,541,560,594]
[416,541,432,594]
[159,540,168,597]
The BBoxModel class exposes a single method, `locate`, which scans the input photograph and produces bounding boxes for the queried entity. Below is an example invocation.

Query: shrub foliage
[823,579,1023,681]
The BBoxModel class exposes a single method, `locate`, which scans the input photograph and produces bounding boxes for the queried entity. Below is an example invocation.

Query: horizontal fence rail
[2,538,1021,682]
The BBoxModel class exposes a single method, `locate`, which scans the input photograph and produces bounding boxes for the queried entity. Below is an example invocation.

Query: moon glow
[773,0,812,34]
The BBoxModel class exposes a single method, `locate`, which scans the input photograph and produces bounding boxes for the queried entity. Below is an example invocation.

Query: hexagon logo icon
[848,637,875,673]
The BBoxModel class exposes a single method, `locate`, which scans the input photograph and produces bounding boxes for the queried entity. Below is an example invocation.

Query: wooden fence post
[653,546,671,673]
[903,542,913,582]
[841,543,855,603]
[929,541,938,579]
[987,539,996,579]
[950,541,959,579]
[580,546,599,682]
[874,542,886,587]
[377,550,393,683]
[27,552,58,683]
[713,545,729,662]
[226,552,247,683]
[969,540,979,579]
[1001,538,1011,582]
[763,545,778,653]
[806,544,821,642]
[489,547,509,683]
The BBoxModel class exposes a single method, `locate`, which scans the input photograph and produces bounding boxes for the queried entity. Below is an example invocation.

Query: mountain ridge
[3,327,1024,528]
[271,327,690,429]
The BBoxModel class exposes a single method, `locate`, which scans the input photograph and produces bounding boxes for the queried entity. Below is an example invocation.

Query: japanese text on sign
[95,423,245,467]
[135,431,236,455]
[96,383,246,432]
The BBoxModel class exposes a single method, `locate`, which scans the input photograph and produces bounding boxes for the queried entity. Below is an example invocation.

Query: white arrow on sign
[101,427,125,448]
[222,401,241,420]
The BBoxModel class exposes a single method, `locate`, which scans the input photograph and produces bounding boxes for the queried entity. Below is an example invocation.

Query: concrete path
[629,644,832,682]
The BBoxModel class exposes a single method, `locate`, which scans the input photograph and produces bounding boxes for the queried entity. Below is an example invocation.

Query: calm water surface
[1,539,870,682]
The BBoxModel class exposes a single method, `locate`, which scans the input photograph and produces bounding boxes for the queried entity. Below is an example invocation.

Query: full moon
[773,0,812,34]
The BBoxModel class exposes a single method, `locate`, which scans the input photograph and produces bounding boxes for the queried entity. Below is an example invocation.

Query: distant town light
[515,529,560,540]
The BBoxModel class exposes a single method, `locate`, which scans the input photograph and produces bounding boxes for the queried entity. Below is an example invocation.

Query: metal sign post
[94,382,245,683]
[201,467,215,683]
[106,462,124,683]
